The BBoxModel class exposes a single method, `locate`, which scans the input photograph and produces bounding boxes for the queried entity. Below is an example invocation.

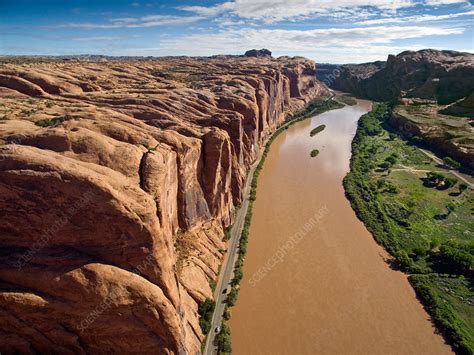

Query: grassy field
[344,103,474,354]
[336,94,357,106]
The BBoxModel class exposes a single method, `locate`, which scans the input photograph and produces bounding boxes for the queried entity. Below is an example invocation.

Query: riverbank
[344,103,473,354]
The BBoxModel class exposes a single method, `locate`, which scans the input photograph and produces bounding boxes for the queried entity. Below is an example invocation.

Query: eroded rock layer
[0,55,327,353]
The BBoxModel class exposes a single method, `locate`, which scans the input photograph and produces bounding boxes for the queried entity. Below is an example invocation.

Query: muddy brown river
[228,99,452,354]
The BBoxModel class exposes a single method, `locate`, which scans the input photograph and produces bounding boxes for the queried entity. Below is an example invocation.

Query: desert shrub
[310,149,320,157]
[34,117,62,127]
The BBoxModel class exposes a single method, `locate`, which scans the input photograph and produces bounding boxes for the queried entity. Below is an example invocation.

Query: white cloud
[179,0,471,23]
[73,36,123,41]
[356,9,474,25]
[145,24,464,62]
[72,35,139,41]
[61,15,204,28]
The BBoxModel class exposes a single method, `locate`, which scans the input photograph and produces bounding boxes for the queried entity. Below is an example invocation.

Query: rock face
[244,49,272,57]
[0,55,327,353]
[331,49,474,169]
[332,50,474,103]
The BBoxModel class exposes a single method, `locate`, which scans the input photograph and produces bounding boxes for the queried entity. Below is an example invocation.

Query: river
[228,99,452,354]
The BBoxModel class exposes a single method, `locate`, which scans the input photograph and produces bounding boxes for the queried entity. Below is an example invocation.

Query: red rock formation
[0,55,328,353]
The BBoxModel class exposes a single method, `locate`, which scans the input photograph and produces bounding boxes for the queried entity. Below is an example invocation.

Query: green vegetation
[337,95,357,106]
[344,103,473,354]
[217,322,232,354]
[197,298,215,335]
[310,149,320,158]
[443,156,462,170]
[34,116,62,127]
[310,124,326,137]
[286,98,343,124]
[223,226,232,241]
[410,275,474,354]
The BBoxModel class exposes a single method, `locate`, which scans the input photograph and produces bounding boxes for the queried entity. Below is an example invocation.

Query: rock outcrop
[332,50,474,103]
[330,49,474,169]
[0,55,328,353]
[244,49,272,58]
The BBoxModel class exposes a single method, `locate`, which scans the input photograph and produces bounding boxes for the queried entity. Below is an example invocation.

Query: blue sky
[1,0,473,63]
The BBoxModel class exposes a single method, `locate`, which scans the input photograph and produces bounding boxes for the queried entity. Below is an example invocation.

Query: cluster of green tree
[197,299,215,335]
[410,275,474,354]
[217,323,232,354]
[379,153,398,170]
[343,102,474,354]
[424,171,459,189]
[443,156,462,170]
[310,124,326,136]
[438,241,474,274]
[376,179,399,194]
[343,102,401,254]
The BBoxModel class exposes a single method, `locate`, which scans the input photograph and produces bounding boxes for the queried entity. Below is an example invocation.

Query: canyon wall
[0,55,328,353]
[329,49,474,169]
[331,50,474,104]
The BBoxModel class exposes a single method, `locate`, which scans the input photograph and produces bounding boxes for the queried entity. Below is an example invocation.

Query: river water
[228,99,452,354]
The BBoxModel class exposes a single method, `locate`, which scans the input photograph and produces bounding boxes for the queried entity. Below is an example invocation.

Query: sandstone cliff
[0,55,327,353]
[332,50,474,104]
[329,49,474,169]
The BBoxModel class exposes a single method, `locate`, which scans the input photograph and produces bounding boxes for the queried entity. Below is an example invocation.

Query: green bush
[439,241,474,274]
[310,124,326,136]
[217,323,232,354]
[226,287,239,306]
[197,299,215,335]
[310,149,320,157]
[443,156,461,170]
[410,275,474,355]
[34,117,62,127]
[223,306,231,321]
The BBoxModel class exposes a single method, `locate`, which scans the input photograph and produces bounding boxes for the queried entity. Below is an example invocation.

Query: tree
[440,241,474,273]
[197,299,215,334]
[443,156,461,170]
[388,132,397,140]
[443,177,458,189]
[425,172,446,187]
[226,288,239,306]
[218,323,232,353]
[458,183,468,194]
[446,202,456,216]
[385,155,398,165]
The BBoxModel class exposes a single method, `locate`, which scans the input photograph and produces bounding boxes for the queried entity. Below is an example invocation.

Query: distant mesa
[244,49,272,57]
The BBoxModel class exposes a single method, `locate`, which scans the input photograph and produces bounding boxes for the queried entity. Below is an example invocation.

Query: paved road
[203,146,264,355]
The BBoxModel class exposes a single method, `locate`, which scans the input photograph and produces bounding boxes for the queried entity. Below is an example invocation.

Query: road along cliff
[0,54,328,353]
